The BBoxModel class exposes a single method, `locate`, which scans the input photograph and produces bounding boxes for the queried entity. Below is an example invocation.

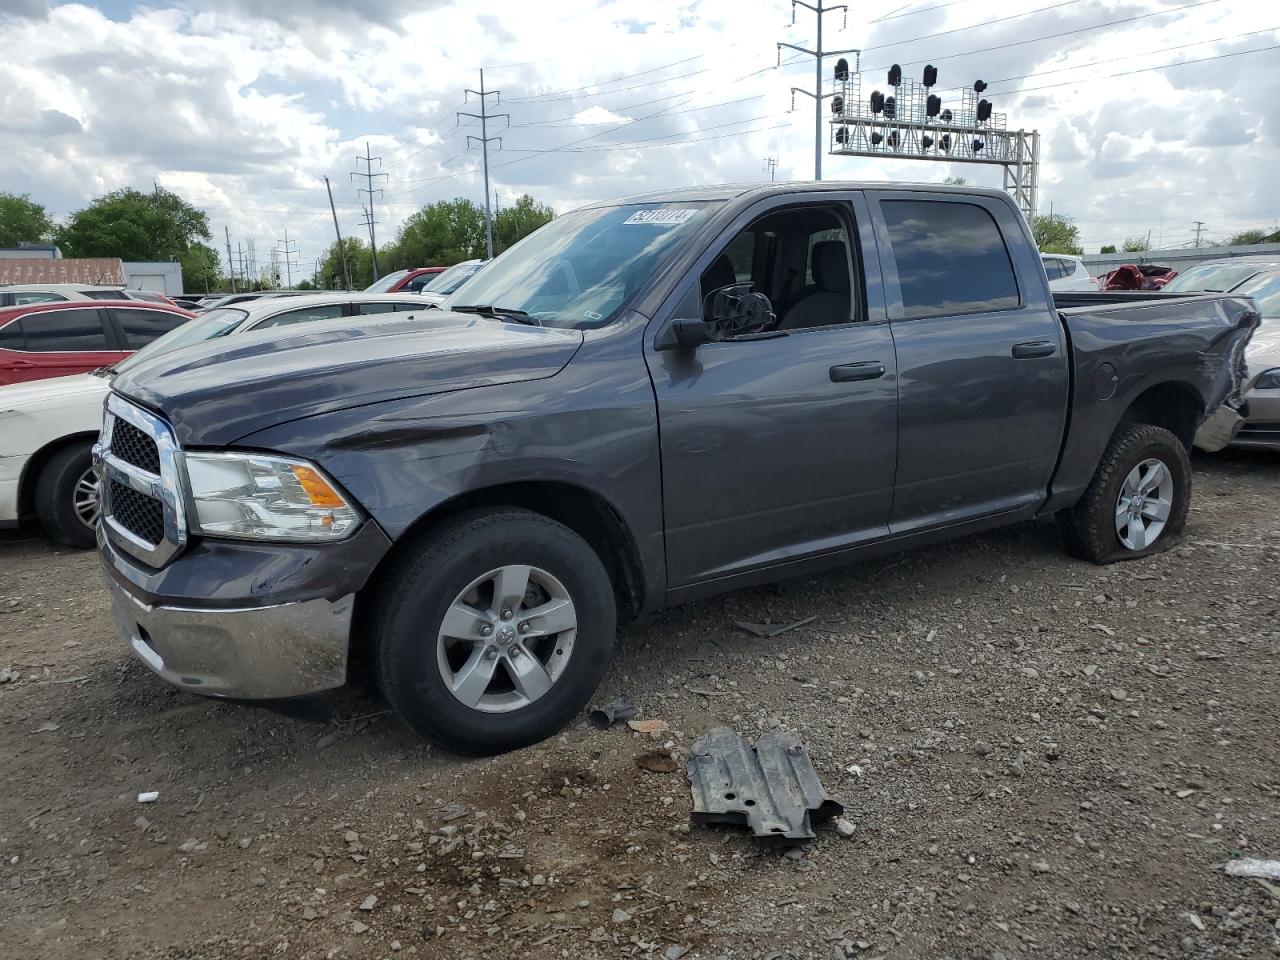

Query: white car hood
[0,373,109,412]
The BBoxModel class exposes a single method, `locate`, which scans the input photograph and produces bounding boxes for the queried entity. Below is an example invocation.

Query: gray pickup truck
[95,183,1257,755]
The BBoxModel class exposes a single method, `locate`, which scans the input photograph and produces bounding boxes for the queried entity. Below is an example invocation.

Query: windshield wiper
[450,304,541,326]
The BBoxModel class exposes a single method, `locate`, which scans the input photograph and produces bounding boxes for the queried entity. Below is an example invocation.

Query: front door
[0,307,125,385]
[868,191,1069,533]
[646,195,898,588]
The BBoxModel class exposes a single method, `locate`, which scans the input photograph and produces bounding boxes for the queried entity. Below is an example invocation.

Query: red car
[0,300,195,386]
[364,266,446,294]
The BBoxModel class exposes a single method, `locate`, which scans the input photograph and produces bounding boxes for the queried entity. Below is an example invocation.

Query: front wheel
[1059,423,1191,564]
[34,443,99,549]
[375,509,616,755]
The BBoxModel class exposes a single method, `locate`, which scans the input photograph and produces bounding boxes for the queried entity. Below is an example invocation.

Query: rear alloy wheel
[34,443,99,549]
[1059,423,1190,564]
[375,509,615,755]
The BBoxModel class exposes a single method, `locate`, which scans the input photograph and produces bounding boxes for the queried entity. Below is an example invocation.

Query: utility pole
[275,227,298,289]
[224,226,237,293]
[458,69,509,259]
[324,175,352,291]
[1193,220,1206,248]
[778,0,858,181]
[764,157,779,181]
[352,142,387,279]
[237,243,245,289]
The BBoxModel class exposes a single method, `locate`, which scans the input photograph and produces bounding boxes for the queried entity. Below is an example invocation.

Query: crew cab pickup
[95,183,1257,755]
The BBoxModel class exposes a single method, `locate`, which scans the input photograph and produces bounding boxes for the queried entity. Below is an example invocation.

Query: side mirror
[703,284,775,337]
[659,317,713,351]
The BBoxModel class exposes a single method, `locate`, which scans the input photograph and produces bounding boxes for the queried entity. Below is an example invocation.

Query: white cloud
[0,0,1276,273]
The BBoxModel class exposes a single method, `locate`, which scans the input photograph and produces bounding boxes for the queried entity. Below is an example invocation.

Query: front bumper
[106,574,353,698]
[0,453,24,525]
[1232,389,1280,451]
[98,520,392,699]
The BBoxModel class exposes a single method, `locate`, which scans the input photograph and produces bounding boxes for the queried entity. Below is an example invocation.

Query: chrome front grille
[96,394,187,568]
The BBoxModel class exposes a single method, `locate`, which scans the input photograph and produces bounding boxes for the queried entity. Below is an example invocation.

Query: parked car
[1223,269,1280,451]
[418,259,487,305]
[1040,253,1096,291]
[1101,264,1177,290]
[365,267,447,294]
[96,182,1256,756]
[1162,258,1280,295]
[0,300,194,386]
[0,293,432,548]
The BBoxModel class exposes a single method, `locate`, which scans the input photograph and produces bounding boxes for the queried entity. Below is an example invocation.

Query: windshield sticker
[624,208,697,226]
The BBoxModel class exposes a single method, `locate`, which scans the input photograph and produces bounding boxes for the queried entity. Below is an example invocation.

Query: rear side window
[80,290,124,300]
[882,200,1021,319]
[1041,258,1064,280]
[14,292,67,305]
[406,274,434,292]
[111,307,189,349]
[21,308,111,351]
[0,319,25,349]
[253,304,345,330]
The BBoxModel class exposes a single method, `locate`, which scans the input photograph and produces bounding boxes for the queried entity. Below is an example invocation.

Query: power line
[764,156,779,181]
[351,142,388,279]
[458,69,508,260]
[505,53,708,102]
[862,0,1094,54]
[870,0,978,24]
[275,227,298,289]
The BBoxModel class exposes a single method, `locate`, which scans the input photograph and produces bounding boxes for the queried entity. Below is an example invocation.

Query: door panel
[646,193,898,587]
[869,191,1068,533]
[0,309,125,385]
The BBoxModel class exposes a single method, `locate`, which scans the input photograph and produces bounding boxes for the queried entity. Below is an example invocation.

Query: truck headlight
[1255,368,1280,390]
[183,452,359,541]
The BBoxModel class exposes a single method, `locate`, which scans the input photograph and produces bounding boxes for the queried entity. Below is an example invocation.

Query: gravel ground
[2,450,1278,960]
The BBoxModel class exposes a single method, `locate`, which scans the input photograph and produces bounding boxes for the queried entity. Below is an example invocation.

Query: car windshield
[108,307,248,376]
[1165,262,1270,293]
[442,201,721,328]
[1233,271,1280,318]
[365,269,410,293]
[424,262,483,294]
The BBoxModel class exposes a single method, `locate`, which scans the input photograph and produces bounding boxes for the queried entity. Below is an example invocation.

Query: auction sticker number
[623,208,697,226]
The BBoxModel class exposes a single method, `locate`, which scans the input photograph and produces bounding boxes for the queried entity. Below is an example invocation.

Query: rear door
[646,192,898,587]
[0,306,125,385]
[106,306,191,351]
[868,191,1068,533]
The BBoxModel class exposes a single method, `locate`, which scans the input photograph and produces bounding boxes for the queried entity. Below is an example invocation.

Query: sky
[0,0,1276,281]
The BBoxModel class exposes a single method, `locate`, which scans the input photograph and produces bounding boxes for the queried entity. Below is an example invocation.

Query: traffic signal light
[831,95,844,115]
[926,94,941,118]
[976,99,992,122]
[973,80,987,93]
[888,64,902,86]
[835,58,849,81]
[870,90,885,114]
[884,95,896,119]
[923,65,937,87]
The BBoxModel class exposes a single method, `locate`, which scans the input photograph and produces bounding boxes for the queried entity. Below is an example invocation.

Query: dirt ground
[2,450,1279,960]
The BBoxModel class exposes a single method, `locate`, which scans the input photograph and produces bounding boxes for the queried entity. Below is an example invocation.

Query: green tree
[1100,244,1117,254]
[0,192,55,246]
[57,187,211,263]
[391,198,488,268]
[178,242,222,293]
[319,237,373,289]
[494,194,555,253]
[1031,213,1083,255]
[1228,228,1279,245]
[1121,236,1149,253]
[295,278,316,291]
[942,176,967,186]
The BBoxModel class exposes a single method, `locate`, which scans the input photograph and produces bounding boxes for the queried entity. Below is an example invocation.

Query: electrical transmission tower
[352,142,388,279]
[778,0,859,180]
[458,69,509,260]
[275,227,298,289]
[764,157,779,181]
[1193,221,1206,248]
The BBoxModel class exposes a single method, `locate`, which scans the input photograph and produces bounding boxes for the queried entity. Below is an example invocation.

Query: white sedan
[1040,254,1097,291]
[0,292,431,547]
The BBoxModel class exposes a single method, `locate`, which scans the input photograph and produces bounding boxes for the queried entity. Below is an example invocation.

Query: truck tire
[34,443,99,549]
[375,508,616,755]
[1059,423,1191,564]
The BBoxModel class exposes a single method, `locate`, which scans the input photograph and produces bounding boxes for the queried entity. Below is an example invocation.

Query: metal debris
[733,616,816,638]
[588,696,639,728]
[687,727,842,846]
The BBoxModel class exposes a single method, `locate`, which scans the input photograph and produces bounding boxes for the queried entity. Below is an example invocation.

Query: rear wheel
[1059,423,1191,564]
[34,443,99,549]
[375,509,616,755]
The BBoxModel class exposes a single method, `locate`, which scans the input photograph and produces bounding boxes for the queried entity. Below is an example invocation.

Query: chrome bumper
[1232,389,1280,450]
[106,574,354,699]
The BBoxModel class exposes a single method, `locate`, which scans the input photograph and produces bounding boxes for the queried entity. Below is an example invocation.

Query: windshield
[109,307,248,376]
[1165,262,1270,293]
[365,269,410,293]
[425,262,483,294]
[1233,271,1280,318]
[443,202,720,328]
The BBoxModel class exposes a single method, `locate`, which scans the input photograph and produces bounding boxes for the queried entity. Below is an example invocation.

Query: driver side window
[698,205,860,332]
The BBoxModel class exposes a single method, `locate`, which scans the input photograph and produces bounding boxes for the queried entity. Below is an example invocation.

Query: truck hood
[112,312,585,447]
[0,372,108,412]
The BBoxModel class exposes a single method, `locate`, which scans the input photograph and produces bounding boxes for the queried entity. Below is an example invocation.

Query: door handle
[829,361,886,382]
[0,359,36,369]
[1012,340,1057,359]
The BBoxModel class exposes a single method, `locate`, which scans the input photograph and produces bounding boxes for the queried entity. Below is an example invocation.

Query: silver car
[1229,270,1280,450]
[1163,258,1280,295]
[419,259,487,305]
